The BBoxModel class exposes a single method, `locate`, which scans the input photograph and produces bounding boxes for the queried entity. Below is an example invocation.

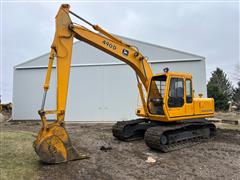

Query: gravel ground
[1,121,240,180]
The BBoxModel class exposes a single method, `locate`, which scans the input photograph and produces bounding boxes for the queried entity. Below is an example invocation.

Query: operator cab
[147,71,193,117]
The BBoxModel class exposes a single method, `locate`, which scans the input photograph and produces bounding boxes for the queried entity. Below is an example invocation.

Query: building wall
[13,60,206,121]
[18,38,203,68]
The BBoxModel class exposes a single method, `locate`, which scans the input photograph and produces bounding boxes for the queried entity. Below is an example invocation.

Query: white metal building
[13,35,207,122]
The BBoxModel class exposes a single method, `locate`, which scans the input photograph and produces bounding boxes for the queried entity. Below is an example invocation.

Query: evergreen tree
[207,68,233,111]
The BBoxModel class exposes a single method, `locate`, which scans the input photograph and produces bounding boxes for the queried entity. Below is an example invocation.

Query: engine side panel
[193,98,214,115]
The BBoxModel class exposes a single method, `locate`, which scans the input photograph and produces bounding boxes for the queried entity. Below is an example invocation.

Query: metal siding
[13,61,206,121]
[65,65,138,121]
[13,69,57,120]
[65,66,103,121]
[15,36,203,68]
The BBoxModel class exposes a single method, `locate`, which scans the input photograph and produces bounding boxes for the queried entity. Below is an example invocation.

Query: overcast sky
[1,1,239,103]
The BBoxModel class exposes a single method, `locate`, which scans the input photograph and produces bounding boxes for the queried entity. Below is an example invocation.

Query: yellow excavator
[33,4,216,164]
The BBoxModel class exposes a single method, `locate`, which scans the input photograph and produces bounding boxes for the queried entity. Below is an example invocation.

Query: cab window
[186,79,192,103]
[147,75,166,115]
[168,78,184,107]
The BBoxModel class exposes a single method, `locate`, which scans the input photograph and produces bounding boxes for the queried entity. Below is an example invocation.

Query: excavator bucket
[33,122,88,164]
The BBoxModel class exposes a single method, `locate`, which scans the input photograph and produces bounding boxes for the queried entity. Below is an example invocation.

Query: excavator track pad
[112,119,216,152]
[33,123,89,164]
[145,121,216,152]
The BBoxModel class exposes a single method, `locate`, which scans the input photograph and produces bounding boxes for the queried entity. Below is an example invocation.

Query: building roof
[15,34,204,69]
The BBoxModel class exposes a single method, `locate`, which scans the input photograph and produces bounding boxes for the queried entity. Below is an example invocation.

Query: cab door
[167,77,186,117]
[185,79,194,116]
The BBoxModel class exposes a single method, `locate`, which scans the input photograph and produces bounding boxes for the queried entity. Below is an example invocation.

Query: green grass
[0,131,40,180]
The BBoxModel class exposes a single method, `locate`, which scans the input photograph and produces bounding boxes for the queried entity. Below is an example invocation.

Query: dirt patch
[1,121,240,180]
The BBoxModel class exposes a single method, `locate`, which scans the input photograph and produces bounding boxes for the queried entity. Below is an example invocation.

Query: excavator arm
[34,4,154,164]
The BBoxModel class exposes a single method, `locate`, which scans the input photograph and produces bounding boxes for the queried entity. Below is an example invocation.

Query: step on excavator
[33,4,216,164]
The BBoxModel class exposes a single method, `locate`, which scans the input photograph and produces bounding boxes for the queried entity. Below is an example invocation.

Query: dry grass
[214,123,240,130]
[215,111,240,121]
[213,112,240,130]
[0,131,39,180]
